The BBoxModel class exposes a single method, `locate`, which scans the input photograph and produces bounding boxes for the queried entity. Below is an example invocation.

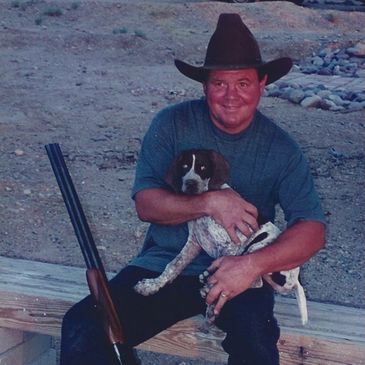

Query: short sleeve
[277,150,326,227]
[131,108,176,199]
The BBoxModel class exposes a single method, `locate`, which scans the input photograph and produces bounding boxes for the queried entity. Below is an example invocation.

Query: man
[61,13,326,365]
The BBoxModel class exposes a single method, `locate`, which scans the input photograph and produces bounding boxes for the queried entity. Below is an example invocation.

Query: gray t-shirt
[130,99,325,274]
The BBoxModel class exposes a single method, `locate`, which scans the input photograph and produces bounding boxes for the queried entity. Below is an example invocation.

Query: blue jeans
[60,266,280,365]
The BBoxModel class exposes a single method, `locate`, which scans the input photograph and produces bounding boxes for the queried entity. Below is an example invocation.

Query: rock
[320,98,336,111]
[329,104,344,112]
[329,147,344,159]
[354,93,365,102]
[14,149,25,156]
[317,67,332,76]
[348,101,365,111]
[301,95,322,108]
[356,68,365,78]
[346,42,365,58]
[317,90,332,99]
[288,89,305,104]
[328,94,350,107]
[312,56,324,67]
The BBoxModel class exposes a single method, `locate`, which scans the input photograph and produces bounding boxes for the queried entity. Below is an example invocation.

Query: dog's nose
[183,179,198,195]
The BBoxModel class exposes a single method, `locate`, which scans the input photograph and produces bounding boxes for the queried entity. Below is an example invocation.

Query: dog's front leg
[134,232,201,296]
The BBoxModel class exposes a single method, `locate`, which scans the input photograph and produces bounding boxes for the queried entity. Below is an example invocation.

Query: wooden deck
[0,256,364,364]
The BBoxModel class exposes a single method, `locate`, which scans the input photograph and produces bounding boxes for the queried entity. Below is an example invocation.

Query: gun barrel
[45,143,106,278]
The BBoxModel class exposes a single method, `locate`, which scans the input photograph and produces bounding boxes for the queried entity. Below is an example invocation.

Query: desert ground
[0,0,364,363]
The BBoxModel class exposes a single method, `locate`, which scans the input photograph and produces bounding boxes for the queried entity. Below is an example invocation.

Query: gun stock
[86,268,124,344]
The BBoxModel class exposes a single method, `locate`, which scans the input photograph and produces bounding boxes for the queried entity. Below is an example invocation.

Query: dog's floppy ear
[208,150,230,190]
[165,154,183,193]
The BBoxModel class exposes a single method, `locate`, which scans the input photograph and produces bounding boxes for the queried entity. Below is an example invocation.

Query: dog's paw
[134,278,161,296]
[200,282,213,298]
[251,276,263,288]
[205,304,216,324]
[199,270,210,284]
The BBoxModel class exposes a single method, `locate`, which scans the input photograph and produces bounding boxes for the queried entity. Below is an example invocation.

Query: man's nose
[225,84,238,98]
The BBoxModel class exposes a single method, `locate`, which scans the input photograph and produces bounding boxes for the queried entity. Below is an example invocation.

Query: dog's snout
[185,179,196,187]
[183,179,199,195]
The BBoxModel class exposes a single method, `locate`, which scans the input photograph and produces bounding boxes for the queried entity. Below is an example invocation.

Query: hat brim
[175,57,292,85]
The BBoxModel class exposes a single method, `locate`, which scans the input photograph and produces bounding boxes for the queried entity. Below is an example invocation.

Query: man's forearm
[134,188,207,225]
[134,188,259,241]
[251,220,326,276]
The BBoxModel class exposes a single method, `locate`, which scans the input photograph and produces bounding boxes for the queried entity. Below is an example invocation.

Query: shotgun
[45,143,140,365]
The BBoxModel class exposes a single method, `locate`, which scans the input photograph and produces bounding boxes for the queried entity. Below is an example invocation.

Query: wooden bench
[0,256,364,365]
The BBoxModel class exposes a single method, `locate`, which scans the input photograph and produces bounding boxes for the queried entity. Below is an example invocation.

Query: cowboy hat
[175,13,292,85]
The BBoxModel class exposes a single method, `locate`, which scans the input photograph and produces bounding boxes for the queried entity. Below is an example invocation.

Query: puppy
[134,149,308,325]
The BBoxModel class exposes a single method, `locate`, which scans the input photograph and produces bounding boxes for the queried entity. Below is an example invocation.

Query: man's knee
[216,287,280,365]
[222,316,280,365]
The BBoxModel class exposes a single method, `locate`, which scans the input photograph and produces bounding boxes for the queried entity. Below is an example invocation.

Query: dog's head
[165,149,229,195]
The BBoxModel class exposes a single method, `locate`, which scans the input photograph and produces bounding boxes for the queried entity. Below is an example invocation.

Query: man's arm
[134,188,259,241]
[205,220,325,315]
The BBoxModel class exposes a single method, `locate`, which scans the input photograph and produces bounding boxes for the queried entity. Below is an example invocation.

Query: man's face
[204,69,267,134]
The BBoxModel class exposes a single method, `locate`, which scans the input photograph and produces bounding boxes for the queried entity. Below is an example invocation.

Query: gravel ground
[0,1,364,363]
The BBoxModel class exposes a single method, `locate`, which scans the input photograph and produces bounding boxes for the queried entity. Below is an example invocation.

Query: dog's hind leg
[134,235,202,296]
[264,268,308,325]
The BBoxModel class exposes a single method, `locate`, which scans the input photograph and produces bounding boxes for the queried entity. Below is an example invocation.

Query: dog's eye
[200,165,206,171]
[182,164,189,170]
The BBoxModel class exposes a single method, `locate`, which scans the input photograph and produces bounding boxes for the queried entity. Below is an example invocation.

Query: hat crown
[204,13,263,68]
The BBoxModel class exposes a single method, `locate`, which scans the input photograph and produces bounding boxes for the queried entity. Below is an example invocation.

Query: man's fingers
[207,257,223,274]
[226,226,241,244]
[235,221,253,238]
[228,218,257,244]
[243,213,259,232]
[213,291,230,317]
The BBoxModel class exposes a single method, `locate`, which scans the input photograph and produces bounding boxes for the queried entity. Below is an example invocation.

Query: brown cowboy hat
[175,13,292,85]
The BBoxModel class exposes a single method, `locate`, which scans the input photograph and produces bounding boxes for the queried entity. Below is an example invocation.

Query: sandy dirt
[0,1,364,362]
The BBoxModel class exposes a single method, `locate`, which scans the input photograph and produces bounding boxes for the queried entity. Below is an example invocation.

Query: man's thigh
[109,265,207,346]
[214,285,280,365]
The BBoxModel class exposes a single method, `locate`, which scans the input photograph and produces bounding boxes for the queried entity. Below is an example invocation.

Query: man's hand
[203,220,326,318]
[204,188,258,243]
[204,255,260,317]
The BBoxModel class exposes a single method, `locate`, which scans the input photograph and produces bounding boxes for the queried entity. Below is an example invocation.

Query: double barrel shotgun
[45,143,140,365]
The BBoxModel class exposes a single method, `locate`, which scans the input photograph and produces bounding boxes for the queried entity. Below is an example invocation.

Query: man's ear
[259,74,268,95]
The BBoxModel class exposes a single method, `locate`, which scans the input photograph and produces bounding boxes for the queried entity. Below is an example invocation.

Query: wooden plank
[0,333,51,365]
[0,256,364,364]
[137,315,365,365]
[0,256,89,302]
[276,296,365,343]
[0,256,364,340]
[278,332,365,365]
[27,348,56,365]
[0,290,69,337]
[137,316,226,362]
[0,328,24,353]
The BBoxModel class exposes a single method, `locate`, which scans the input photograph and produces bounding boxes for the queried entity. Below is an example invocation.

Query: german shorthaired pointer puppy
[134,149,308,325]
